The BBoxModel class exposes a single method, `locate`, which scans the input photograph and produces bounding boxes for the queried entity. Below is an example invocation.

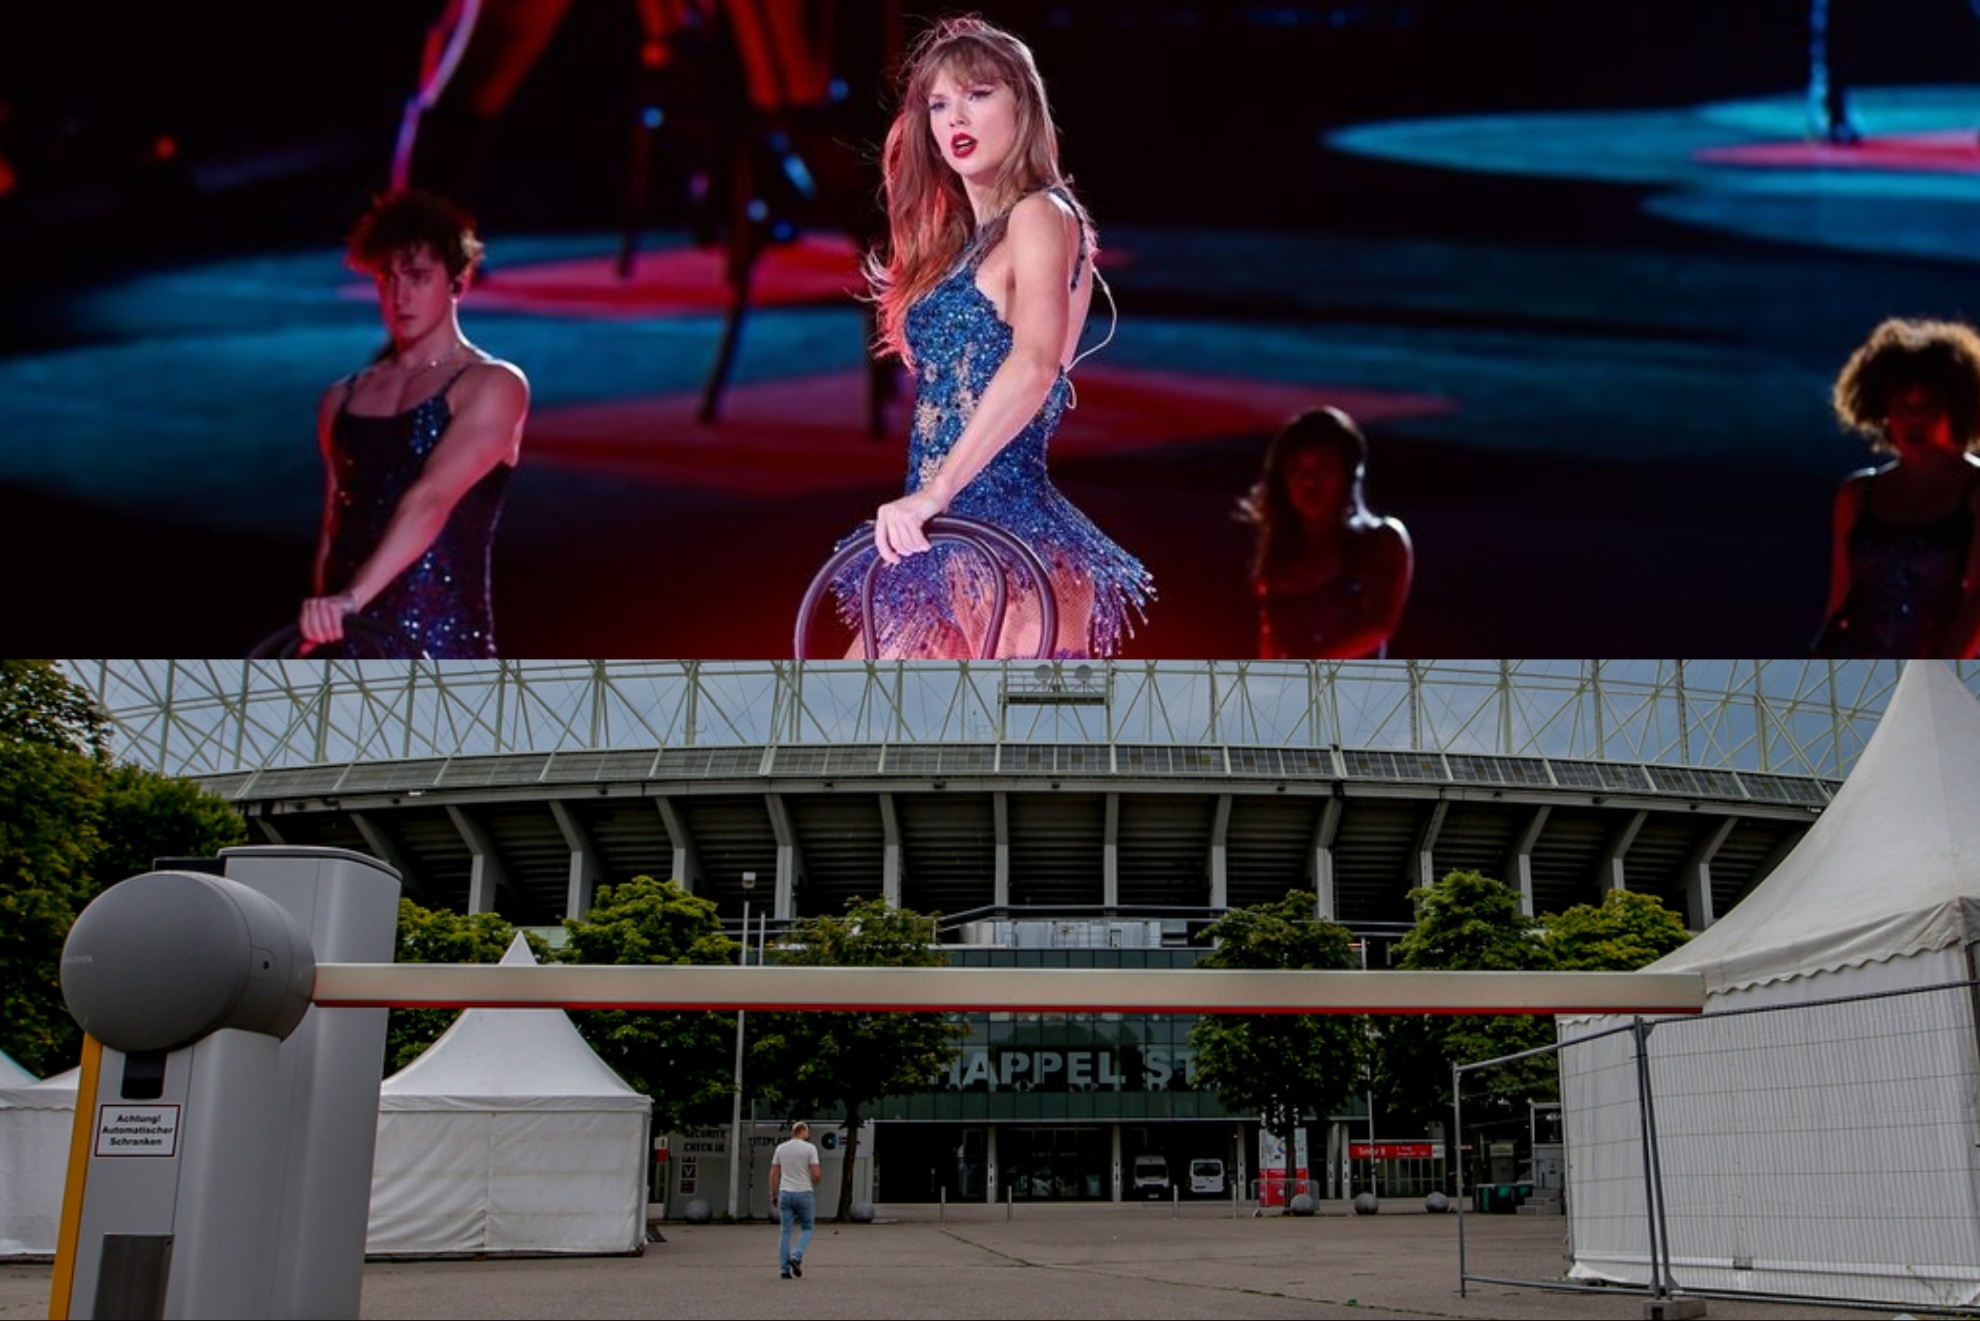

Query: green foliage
[559,876,739,1134]
[385,899,549,1073]
[1543,889,1692,971]
[0,661,107,756]
[1188,891,1364,1199]
[1394,869,1550,973]
[0,740,106,1075]
[0,662,247,1076]
[96,763,248,893]
[1373,870,1557,1134]
[561,876,735,969]
[748,899,967,1221]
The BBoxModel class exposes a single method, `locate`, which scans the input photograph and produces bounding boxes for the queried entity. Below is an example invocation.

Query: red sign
[1350,1142,1437,1160]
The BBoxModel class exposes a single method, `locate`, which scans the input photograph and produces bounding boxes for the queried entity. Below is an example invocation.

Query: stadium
[66,658,1962,1210]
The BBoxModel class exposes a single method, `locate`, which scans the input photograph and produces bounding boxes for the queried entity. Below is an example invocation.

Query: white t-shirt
[773,1138,820,1194]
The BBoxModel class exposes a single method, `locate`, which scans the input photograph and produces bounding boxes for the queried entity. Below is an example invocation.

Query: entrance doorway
[1001,1126,1109,1201]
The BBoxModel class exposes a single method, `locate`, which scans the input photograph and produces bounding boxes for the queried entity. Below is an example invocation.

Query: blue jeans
[778,1190,815,1271]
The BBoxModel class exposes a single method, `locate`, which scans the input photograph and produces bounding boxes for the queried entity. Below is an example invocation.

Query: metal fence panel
[1462,978,1980,1315]
[1643,982,1980,1308]
[1557,1023,1656,1288]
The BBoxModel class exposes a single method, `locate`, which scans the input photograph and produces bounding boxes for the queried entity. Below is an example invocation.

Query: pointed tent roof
[378,934,651,1113]
[0,1050,34,1088]
[1649,661,1980,992]
[0,1067,79,1110]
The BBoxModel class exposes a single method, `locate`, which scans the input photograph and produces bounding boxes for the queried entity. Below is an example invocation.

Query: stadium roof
[71,660,1966,937]
[66,660,1975,779]
[220,736,1827,936]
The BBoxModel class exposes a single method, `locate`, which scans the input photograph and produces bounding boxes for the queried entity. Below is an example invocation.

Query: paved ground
[0,1203,1884,1320]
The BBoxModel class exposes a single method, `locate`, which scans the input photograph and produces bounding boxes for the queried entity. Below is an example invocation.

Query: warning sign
[95,1105,181,1158]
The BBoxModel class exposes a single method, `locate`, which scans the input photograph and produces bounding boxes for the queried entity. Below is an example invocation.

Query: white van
[1131,1155,1170,1198]
[1188,1158,1226,1196]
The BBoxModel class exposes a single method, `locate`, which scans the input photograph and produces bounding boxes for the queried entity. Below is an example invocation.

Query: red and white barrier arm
[311,964,1705,1016]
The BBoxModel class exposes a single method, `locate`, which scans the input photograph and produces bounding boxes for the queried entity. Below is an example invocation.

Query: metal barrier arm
[312,964,1706,1014]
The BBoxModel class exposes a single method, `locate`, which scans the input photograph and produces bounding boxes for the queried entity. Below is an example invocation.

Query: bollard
[1007,1185,1014,1221]
[939,1186,946,1223]
[1172,1183,1180,1219]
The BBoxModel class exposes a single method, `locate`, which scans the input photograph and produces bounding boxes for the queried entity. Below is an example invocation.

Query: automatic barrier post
[51,847,398,1320]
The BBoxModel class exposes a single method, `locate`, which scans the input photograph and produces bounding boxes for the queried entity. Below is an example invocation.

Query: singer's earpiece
[450,278,465,296]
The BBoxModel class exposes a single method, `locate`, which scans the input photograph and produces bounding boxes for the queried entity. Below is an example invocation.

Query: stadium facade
[69,660,1970,1207]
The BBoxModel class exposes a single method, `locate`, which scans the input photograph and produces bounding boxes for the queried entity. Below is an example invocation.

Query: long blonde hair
[866,16,1088,362]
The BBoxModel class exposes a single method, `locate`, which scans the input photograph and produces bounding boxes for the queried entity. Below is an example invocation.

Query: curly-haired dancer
[1816,317,1980,657]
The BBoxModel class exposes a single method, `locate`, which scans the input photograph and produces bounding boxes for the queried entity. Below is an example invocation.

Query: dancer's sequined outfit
[323,367,511,658]
[1821,474,1976,657]
[831,191,1152,658]
[1258,545,1381,661]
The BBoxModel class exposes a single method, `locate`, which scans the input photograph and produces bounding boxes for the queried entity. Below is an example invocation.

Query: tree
[0,661,107,756]
[0,662,257,1076]
[96,763,247,892]
[386,899,548,1073]
[1394,869,1549,973]
[1543,889,1692,971]
[1372,870,1557,1170]
[559,876,739,1135]
[747,899,966,1222]
[0,735,105,1075]
[1188,891,1364,1209]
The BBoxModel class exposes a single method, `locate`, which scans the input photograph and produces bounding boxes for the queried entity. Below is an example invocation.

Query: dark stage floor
[6,69,1980,658]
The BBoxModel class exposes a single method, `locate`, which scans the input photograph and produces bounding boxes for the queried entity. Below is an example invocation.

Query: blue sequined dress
[830,192,1153,658]
[322,365,512,658]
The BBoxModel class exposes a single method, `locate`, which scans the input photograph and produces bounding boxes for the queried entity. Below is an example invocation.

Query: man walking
[769,1120,822,1279]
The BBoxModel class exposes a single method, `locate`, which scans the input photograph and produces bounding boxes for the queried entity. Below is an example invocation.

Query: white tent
[368,935,652,1256]
[0,1068,81,1258]
[0,1051,35,1088]
[1562,661,1980,1308]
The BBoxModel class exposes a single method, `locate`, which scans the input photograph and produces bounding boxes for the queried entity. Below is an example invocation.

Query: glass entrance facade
[876,947,1228,1122]
[1002,1126,1110,1201]
[704,943,1386,1205]
[868,947,1249,1202]
[871,1120,1248,1204]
